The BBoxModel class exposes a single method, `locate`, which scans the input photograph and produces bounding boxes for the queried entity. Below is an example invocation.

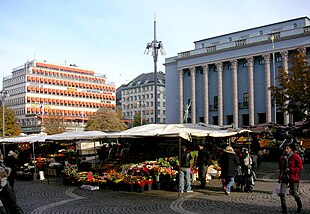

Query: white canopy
[0,124,249,143]
[0,134,48,143]
[45,131,108,141]
[104,123,249,141]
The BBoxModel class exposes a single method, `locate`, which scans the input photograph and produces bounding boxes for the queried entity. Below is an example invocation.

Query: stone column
[247,57,255,126]
[281,50,290,125]
[231,60,238,128]
[190,67,196,124]
[216,62,223,126]
[178,69,184,124]
[263,54,272,123]
[202,64,209,124]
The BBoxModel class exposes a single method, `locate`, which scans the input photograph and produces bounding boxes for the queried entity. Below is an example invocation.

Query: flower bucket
[146,183,152,191]
[139,185,145,193]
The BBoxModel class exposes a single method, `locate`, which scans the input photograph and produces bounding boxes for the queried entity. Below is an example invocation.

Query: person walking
[4,151,19,188]
[196,143,211,189]
[179,145,193,193]
[220,146,239,195]
[278,143,303,214]
[0,166,24,214]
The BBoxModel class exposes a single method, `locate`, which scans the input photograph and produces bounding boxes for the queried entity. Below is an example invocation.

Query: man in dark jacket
[179,146,193,193]
[278,143,303,214]
[196,143,211,189]
[220,146,239,195]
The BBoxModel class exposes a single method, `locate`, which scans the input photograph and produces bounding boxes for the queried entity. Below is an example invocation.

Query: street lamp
[144,15,165,124]
[1,90,9,155]
[1,90,9,138]
[271,35,277,124]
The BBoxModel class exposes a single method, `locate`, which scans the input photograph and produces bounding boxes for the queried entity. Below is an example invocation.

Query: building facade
[165,17,310,127]
[117,71,165,124]
[3,60,115,133]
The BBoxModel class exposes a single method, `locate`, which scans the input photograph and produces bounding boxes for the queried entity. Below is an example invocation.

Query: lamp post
[1,90,9,155]
[271,35,277,124]
[144,15,165,124]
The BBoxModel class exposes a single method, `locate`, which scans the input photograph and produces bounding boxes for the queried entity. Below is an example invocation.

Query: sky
[0,0,309,88]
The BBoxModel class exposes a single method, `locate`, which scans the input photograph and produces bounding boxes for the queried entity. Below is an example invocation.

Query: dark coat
[181,150,192,168]
[279,152,303,183]
[0,183,24,214]
[220,152,240,177]
[196,149,211,167]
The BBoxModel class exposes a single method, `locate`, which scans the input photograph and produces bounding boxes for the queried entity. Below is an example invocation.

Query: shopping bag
[271,183,281,197]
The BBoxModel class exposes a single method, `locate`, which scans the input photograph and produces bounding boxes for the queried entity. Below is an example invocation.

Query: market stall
[44,123,249,195]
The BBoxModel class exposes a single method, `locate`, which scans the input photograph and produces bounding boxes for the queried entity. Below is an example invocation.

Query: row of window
[27,76,114,91]
[18,118,86,127]
[123,110,166,119]
[27,86,115,100]
[122,85,165,95]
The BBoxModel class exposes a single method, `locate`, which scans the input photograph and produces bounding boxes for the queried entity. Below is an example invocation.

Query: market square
[14,162,310,214]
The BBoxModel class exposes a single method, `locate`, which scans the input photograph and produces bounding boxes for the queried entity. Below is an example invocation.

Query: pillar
[247,57,255,126]
[216,62,223,126]
[263,54,272,123]
[178,69,184,124]
[281,50,290,125]
[231,59,238,128]
[202,64,209,124]
[190,67,196,124]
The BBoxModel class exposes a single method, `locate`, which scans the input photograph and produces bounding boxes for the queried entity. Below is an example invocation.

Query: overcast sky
[0,0,309,88]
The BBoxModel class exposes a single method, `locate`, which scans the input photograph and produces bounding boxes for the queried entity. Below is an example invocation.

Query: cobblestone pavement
[15,162,310,214]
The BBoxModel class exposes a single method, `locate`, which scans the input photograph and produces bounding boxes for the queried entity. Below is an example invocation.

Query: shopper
[179,145,193,193]
[220,146,239,195]
[0,166,24,213]
[278,143,303,214]
[4,151,19,188]
[196,143,211,189]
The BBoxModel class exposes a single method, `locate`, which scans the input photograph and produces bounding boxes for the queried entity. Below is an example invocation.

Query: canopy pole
[178,137,181,198]
[2,143,5,157]
[94,140,99,187]
[32,142,37,180]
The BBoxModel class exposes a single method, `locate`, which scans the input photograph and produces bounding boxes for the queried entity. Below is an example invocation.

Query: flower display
[63,158,180,191]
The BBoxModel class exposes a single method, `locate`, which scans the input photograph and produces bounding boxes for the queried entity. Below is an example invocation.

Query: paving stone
[15,162,310,214]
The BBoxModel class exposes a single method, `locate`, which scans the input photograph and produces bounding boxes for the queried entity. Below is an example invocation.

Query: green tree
[133,113,146,127]
[271,51,310,121]
[85,107,127,131]
[0,106,21,137]
[43,114,67,135]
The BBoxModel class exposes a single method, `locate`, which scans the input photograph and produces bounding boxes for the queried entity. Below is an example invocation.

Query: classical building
[117,71,165,124]
[2,60,115,133]
[165,16,310,127]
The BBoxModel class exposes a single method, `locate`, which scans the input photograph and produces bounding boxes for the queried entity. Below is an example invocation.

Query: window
[228,37,232,42]
[243,93,249,106]
[227,64,232,70]
[235,39,246,46]
[259,30,263,36]
[201,43,205,48]
[259,59,265,65]
[243,62,247,67]
[206,45,216,52]
[293,23,297,29]
[214,96,218,109]
[276,56,282,62]
[213,66,217,72]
